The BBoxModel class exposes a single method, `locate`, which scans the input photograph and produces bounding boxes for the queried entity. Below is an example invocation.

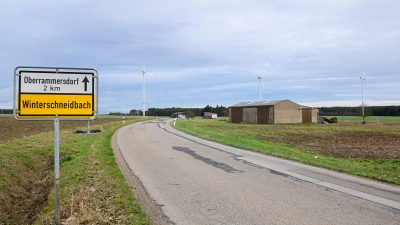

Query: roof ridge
[229,100,295,107]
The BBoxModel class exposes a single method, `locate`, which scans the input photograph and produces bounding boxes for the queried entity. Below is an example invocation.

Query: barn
[171,112,186,118]
[229,100,318,124]
[203,112,218,119]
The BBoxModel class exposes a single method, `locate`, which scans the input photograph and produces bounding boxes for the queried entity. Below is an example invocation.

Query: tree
[184,111,196,119]
[0,109,12,114]
[337,107,348,117]
[130,109,139,116]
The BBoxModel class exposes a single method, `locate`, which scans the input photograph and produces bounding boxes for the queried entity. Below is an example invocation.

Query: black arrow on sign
[82,76,89,92]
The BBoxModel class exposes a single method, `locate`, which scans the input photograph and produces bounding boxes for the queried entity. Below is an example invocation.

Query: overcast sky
[1,0,399,114]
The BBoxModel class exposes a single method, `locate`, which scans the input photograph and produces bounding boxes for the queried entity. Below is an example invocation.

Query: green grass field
[326,115,400,122]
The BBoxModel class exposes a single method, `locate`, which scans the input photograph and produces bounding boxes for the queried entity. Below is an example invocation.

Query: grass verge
[0,116,152,225]
[174,118,400,186]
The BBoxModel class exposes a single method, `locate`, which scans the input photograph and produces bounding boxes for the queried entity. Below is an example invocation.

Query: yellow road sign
[18,94,94,116]
[14,68,98,120]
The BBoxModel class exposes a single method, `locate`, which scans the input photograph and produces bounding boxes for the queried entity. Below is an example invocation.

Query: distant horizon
[1,1,399,112]
[5,103,400,113]
[109,103,400,115]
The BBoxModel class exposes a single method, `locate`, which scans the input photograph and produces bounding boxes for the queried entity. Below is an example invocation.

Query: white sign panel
[20,72,93,94]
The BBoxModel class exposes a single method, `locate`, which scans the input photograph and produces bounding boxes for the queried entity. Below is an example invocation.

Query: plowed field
[236,122,400,159]
[0,115,124,144]
[178,118,400,160]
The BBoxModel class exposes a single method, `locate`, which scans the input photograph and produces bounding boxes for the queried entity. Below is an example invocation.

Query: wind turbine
[248,69,268,101]
[358,66,371,122]
[132,57,157,117]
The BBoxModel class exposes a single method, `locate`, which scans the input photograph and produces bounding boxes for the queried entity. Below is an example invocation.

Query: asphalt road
[115,119,400,225]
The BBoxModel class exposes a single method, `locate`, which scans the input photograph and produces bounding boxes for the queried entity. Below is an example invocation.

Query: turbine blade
[261,69,269,77]
[130,73,143,80]
[362,66,371,90]
[248,70,260,78]
[364,79,372,90]
[144,72,158,82]
[363,65,365,77]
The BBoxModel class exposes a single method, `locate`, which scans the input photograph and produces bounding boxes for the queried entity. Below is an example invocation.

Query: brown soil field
[197,120,400,160]
[0,114,124,144]
[247,122,400,159]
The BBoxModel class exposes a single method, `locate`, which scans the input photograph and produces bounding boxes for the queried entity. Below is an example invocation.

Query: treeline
[0,109,13,114]
[318,106,400,116]
[3,105,400,117]
[108,112,130,115]
[128,105,229,117]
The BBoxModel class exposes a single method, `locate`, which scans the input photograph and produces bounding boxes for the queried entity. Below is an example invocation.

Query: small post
[88,120,90,133]
[54,117,60,225]
[123,116,125,124]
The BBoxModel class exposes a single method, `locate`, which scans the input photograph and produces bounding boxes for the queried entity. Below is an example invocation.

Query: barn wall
[274,101,302,124]
[204,112,218,119]
[302,108,319,123]
[269,107,274,123]
[243,108,257,124]
[257,107,268,124]
[302,109,312,123]
[257,106,274,124]
[312,109,319,123]
[229,108,243,123]
[230,100,317,124]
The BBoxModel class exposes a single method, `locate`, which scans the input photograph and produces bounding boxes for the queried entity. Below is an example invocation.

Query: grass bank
[0,116,152,225]
[174,117,400,186]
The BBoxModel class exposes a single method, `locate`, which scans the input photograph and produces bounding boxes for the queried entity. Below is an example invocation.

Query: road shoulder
[111,126,173,225]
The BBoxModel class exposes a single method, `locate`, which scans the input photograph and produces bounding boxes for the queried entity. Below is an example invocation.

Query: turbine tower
[132,57,157,117]
[141,57,146,116]
[358,66,370,122]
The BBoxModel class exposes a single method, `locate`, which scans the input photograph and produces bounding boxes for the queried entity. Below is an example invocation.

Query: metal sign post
[13,66,98,225]
[54,117,60,224]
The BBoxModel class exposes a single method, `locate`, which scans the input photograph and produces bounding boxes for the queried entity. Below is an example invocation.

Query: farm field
[1,114,399,224]
[0,115,152,225]
[0,114,125,144]
[325,115,400,122]
[174,117,400,185]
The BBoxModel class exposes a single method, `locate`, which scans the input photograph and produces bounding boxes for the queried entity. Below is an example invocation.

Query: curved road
[115,119,400,224]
